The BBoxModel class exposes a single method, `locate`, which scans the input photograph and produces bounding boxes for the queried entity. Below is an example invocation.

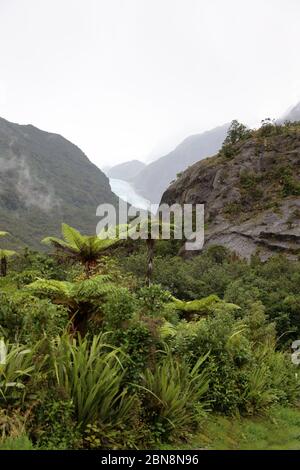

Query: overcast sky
[0,0,300,168]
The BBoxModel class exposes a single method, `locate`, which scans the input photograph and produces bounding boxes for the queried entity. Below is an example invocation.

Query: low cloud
[0,153,60,212]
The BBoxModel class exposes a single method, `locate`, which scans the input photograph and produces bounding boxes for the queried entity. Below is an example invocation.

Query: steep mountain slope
[107,159,146,181]
[133,124,229,203]
[161,123,300,259]
[0,117,118,249]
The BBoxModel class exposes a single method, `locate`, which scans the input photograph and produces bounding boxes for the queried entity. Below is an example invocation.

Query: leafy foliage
[42,223,122,275]
[0,231,17,276]
[139,353,209,441]
[219,120,252,159]
[0,340,43,406]
[51,334,137,428]
[0,234,299,449]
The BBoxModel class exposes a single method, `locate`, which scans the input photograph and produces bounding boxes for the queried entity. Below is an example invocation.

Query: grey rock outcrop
[161,131,300,259]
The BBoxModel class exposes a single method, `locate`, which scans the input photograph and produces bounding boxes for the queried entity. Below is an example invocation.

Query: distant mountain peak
[107,160,146,181]
[280,101,300,123]
[132,123,230,204]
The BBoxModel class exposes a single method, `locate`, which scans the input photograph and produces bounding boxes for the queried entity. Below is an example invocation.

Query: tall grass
[139,352,210,439]
[242,342,300,413]
[0,341,39,404]
[51,334,136,427]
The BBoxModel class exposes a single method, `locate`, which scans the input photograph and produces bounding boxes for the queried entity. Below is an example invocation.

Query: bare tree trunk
[0,256,7,277]
[146,238,155,287]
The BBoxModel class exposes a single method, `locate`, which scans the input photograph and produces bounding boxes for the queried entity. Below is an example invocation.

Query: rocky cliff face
[161,124,300,260]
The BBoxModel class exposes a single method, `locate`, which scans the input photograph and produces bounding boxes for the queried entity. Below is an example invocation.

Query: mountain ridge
[280,101,300,123]
[161,122,300,259]
[107,159,146,181]
[0,116,119,249]
[132,123,230,203]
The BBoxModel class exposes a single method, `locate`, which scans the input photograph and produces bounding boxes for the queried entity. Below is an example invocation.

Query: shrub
[166,303,298,415]
[0,340,44,407]
[219,120,251,159]
[51,334,137,428]
[0,292,68,343]
[103,288,136,330]
[113,322,161,383]
[242,342,300,414]
[0,408,28,442]
[282,172,300,196]
[14,249,66,280]
[13,269,43,287]
[224,120,252,146]
[136,284,172,317]
[138,353,209,442]
[83,399,153,450]
[257,118,281,137]
[31,393,80,449]
[0,435,34,450]
[224,201,243,216]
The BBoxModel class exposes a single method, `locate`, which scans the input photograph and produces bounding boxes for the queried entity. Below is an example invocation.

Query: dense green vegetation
[0,225,299,450]
[218,120,300,220]
[219,119,300,161]
[0,231,17,277]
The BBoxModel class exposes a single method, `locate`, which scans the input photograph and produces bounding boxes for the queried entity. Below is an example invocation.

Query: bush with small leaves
[103,288,137,330]
[0,292,68,343]
[31,393,80,449]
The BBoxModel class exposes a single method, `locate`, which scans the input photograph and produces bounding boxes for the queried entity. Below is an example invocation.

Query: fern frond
[0,249,17,258]
[26,279,73,299]
[61,223,85,250]
[41,236,76,251]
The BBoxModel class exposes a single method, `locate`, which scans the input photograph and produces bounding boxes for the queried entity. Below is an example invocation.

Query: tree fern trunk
[0,256,7,277]
[146,238,155,287]
[85,261,91,278]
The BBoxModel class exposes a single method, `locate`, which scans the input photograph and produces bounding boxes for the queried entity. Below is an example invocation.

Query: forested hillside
[0,117,118,249]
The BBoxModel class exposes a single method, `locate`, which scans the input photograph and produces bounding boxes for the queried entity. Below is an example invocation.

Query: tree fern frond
[42,224,125,275]
[71,275,114,301]
[0,249,17,258]
[41,236,77,252]
[26,279,73,299]
[93,237,120,251]
[61,223,85,250]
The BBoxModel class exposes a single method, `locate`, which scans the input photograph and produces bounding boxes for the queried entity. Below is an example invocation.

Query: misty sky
[0,0,300,169]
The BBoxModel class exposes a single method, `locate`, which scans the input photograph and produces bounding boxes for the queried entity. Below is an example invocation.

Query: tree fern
[0,232,17,277]
[42,223,123,276]
[26,275,115,333]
